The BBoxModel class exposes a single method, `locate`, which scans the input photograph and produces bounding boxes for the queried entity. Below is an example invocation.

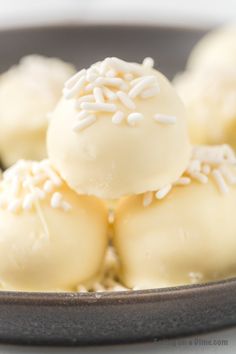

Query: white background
[0,0,236,353]
[0,0,236,28]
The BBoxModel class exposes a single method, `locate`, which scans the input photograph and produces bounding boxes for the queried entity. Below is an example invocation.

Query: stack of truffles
[1,56,236,292]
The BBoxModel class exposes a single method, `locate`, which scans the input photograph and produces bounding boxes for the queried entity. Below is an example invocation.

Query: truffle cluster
[1,53,236,292]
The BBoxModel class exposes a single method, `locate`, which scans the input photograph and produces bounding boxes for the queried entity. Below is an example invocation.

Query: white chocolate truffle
[47,57,190,199]
[0,160,108,291]
[174,67,236,148]
[0,55,75,167]
[174,26,236,148]
[187,26,236,72]
[114,145,236,289]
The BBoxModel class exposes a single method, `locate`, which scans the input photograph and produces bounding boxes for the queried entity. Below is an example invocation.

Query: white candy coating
[0,55,75,167]
[0,160,108,291]
[114,146,236,289]
[174,26,236,148]
[48,57,190,199]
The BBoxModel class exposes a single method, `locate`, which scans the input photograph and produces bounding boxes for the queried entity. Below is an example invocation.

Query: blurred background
[0,0,236,29]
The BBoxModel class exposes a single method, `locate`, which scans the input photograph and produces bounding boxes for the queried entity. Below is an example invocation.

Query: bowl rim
[0,277,235,305]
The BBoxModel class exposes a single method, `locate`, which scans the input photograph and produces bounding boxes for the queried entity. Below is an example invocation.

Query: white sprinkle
[22,194,35,210]
[73,114,96,132]
[43,180,54,193]
[112,111,125,125]
[187,159,201,173]
[11,177,20,196]
[130,77,143,86]
[117,91,136,110]
[64,75,86,99]
[93,87,104,103]
[95,77,124,88]
[22,178,33,189]
[129,76,156,98]
[212,169,229,194]
[103,87,117,101]
[143,192,153,207]
[61,201,72,212]
[42,164,62,187]
[127,112,143,126]
[16,160,28,170]
[154,114,177,125]
[220,165,236,184]
[222,144,236,163]
[121,81,129,91]
[109,57,131,73]
[192,145,236,165]
[129,63,144,75]
[155,184,172,200]
[75,95,94,108]
[105,69,117,78]
[75,110,89,121]
[84,83,95,92]
[7,199,21,213]
[31,174,45,185]
[202,164,211,175]
[86,68,98,82]
[141,85,160,98]
[142,57,154,68]
[190,171,208,184]
[64,69,86,89]
[174,177,191,186]
[99,58,110,75]
[51,192,62,208]
[31,162,42,174]
[81,102,116,112]
[33,187,46,200]
[124,73,134,81]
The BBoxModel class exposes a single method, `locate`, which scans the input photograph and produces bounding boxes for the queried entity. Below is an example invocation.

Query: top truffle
[47,57,190,199]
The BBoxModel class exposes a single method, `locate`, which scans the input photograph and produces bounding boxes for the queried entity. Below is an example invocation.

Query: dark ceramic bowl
[0,24,235,346]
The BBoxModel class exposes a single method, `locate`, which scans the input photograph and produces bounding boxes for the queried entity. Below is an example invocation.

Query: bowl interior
[0,24,207,79]
[0,25,236,345]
